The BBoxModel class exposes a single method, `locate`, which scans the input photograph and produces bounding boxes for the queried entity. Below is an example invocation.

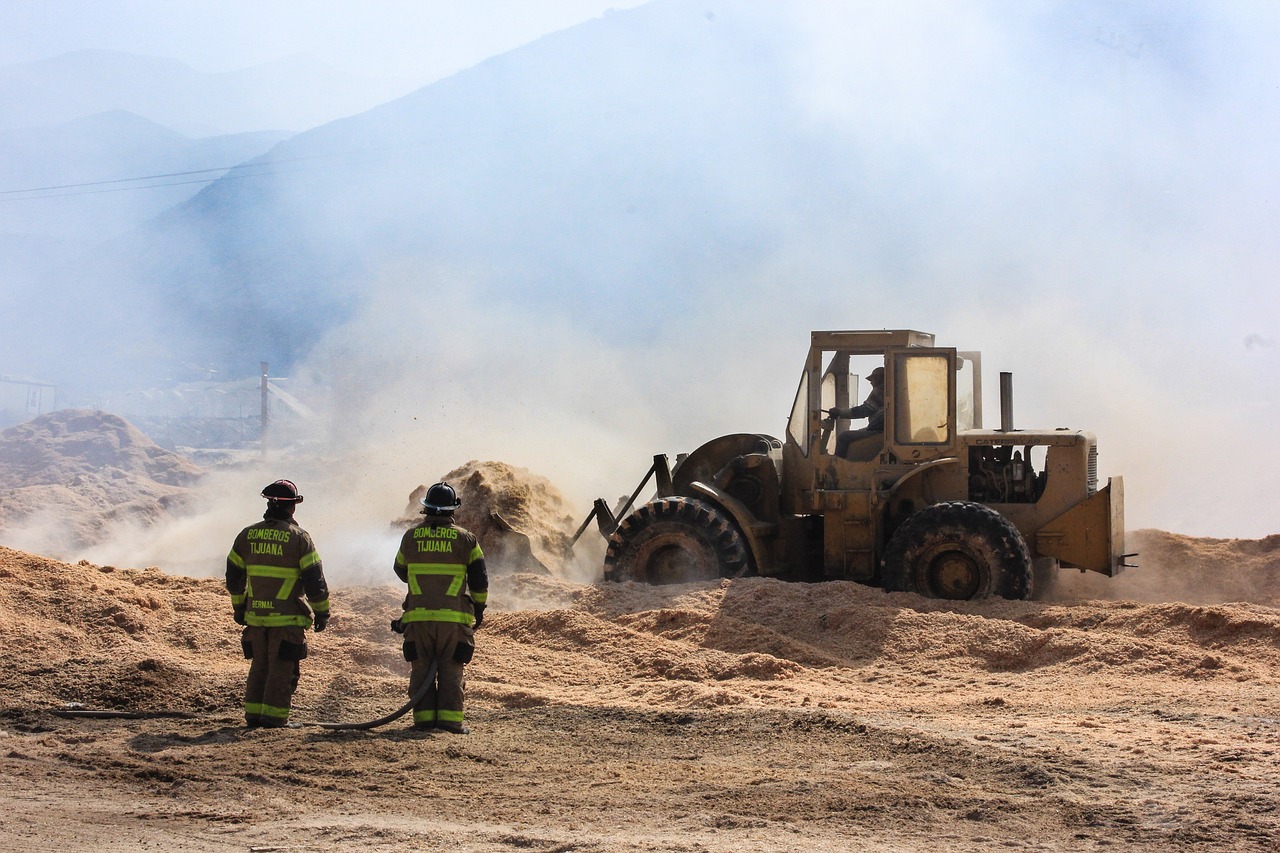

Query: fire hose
[49,663,437,730]
[310,661,437,730]
[51,621,453,731]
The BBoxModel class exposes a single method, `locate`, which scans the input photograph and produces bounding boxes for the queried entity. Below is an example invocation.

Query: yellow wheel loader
[580,330,1132,600]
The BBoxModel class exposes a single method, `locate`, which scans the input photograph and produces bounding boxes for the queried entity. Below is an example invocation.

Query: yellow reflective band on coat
[245,563,300,599]
[245,613,312,627]
[230,593,246,605]
[472,590,488,604]
[228,550,246,569]
[401,607,474,624]
[405,562,465,597]
[310,598,330,613]
[468,545,483,563]
[300,550,321,569]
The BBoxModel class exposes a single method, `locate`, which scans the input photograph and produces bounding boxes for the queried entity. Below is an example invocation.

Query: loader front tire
[882,501,1032,600]
[604,497,751,584]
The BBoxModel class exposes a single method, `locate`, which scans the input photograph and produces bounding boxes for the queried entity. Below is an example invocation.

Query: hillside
[0,110,290,242]
[37,0,1232,386]
[0,49,416,135]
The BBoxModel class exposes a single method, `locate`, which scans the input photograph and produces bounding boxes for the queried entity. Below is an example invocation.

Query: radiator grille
[1087,442,1098,494]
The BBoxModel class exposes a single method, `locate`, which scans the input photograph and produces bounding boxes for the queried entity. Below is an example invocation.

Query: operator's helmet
[868,366,885,385]
[261,479,304,504]
[420,482,461,515]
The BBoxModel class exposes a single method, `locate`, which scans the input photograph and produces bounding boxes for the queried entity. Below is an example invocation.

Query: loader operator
[392,481,488,734]
[226,479,330,728]
[829,365,885,458]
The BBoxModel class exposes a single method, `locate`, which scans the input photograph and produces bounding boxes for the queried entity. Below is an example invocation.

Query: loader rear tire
[604,497,751,585]
[882,501,1032,600]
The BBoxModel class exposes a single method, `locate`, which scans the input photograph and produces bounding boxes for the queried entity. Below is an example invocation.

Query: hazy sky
[0,0,647,80]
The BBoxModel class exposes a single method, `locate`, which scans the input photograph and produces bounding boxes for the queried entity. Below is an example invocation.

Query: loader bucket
[1035,477,1126,576]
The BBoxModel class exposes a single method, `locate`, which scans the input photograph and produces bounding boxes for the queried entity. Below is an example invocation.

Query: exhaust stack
[1000,371,1014,432]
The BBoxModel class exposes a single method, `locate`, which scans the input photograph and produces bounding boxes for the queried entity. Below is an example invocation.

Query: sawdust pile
[0,410,203,553]
[2,536,1279,850]
[1055,528,1280,606]
[395,460,578,576]
[4,448,1280,850]
[4,536,1280,715]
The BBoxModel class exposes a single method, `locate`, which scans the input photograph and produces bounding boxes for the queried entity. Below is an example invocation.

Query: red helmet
[261,479,304,503]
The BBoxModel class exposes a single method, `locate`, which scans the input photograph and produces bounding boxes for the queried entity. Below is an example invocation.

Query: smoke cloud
[3,0,1279,581]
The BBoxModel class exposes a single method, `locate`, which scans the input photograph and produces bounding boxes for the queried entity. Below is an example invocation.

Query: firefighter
[393,481,488,734]
[226,479,330,728]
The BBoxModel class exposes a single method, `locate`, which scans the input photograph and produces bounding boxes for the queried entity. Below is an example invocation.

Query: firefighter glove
[313,613,329,632]
[473,604,486,629]
[390,618,406,634]
[826,407,848,419]
[233,605,246,626]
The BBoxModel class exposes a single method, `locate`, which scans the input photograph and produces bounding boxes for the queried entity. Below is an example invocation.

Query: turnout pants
[241,625,307,726]
[404,620,473,729]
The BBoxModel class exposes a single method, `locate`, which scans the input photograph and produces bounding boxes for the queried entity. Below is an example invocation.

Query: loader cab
[786,339,960,462]
[782,331,971,520]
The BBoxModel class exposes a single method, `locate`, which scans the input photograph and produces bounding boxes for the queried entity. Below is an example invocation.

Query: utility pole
[260,361,270,452]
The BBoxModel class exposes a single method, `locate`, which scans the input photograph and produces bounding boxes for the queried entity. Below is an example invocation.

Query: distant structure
[0,376,56,428]
[103,375,317,451]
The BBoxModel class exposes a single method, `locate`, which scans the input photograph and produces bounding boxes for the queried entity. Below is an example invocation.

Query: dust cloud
[0,401,619,598]
[4,2,1277,540]
[2,402,1279,849]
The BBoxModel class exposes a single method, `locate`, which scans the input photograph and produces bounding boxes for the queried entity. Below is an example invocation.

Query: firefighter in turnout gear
[394,481,488,734]
[226,479,330,728]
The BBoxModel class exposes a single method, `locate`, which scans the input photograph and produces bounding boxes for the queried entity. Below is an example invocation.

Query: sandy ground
[2,538,1278,852]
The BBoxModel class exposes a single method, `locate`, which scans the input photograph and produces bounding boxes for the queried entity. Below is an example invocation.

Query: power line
[0,152,350,201]
[0,165,242,196]
[1,165,318,200]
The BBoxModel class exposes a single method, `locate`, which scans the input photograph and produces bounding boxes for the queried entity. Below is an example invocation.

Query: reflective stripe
[310,598,330,614]
[229,593,246,605]
[300,550,321,569]
[245,613,312,627]
[401,607,473,624]
[405,562,465,597]
[244,701,289,719]
[412,709,436,723]
[472,591,488,604]
[468,545,483,563]
[246,564,299,599]
[259,703,291,720]
[437,709,464,723]
[228,550,246,569]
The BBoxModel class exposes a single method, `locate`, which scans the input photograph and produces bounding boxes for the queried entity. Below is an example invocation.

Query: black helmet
[261,479,303,503]
[420,482,461,515]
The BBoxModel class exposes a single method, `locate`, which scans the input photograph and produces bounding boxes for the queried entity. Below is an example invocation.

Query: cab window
[787,370,809,453]
[893,354,950,445]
